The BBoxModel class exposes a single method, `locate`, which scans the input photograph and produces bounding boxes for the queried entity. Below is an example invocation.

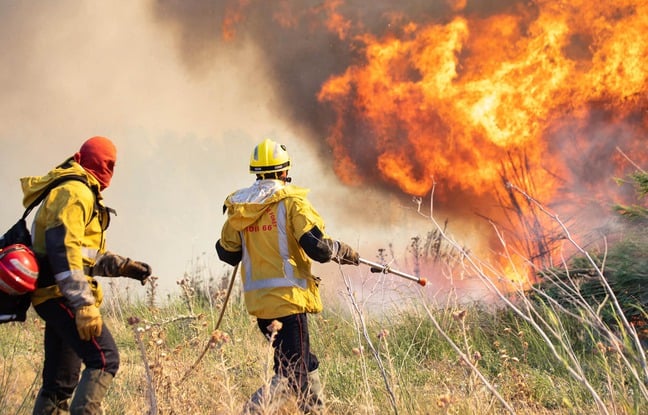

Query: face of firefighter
[75,136,117,190]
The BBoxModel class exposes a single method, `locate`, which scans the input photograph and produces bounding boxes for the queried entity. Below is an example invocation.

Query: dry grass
[2,184,648,414]
[1,271,645,415]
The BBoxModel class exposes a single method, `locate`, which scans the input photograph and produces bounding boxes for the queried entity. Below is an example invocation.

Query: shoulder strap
[22,175,93,220]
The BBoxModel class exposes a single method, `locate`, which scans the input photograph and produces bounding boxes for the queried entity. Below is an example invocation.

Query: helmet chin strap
[278,170,291,183]
[256,172,292,182]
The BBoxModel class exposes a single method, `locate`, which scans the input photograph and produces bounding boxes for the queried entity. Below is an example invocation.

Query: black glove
[333,241,360,265]
[94,252,152,285]
[119,258,152,285]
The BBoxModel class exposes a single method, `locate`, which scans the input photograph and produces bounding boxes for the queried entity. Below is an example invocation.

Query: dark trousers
[34,298,119,401]
[257,313,319,395]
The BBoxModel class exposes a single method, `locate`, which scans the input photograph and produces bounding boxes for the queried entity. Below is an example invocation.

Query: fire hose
[359,258,427,286]
[177,263,238,386]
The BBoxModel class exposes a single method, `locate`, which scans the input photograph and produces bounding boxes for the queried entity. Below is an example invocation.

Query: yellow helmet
[249,138,291,174]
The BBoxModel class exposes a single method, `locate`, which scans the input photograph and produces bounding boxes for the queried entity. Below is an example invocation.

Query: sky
[0,1,436,303]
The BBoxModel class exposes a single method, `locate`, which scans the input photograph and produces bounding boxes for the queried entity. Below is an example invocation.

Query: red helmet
[0,244,39,295]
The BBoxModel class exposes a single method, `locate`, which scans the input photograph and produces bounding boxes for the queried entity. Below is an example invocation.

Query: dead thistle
[208,330,230,348]
[266,319,283,334]
[452,309,467,322]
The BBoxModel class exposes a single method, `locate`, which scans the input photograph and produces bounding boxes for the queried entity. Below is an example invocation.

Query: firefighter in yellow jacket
[23,136,152,415]
[216,138,360,413]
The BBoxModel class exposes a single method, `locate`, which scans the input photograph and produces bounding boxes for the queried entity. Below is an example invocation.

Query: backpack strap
[22,175,95,220]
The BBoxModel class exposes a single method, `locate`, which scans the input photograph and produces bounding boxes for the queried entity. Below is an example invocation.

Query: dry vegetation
[1,259,646,414]
[1,178,648,415]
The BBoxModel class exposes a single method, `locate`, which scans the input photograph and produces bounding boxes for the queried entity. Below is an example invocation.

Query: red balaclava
[73,136,117,190]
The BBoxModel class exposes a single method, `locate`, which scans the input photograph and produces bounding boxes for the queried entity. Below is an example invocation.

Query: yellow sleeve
[287,196,327,241]
[219,219,242,252]
[42,182,95,275]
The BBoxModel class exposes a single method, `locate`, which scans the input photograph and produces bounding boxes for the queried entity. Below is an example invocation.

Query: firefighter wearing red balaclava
[22,136,153,415]
[216,138,360,414]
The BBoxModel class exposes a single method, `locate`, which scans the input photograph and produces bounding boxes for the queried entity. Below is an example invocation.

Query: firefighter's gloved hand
[333,241,360,265]
[119,259,152,285]
[94,252,152,285]
[76,305,102,341]
[93,252,125,278]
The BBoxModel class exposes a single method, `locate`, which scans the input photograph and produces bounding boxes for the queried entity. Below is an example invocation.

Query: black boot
[69,369,113,415]
[300,369,325,414]
[241,375,289,414]
[33,389,70,415]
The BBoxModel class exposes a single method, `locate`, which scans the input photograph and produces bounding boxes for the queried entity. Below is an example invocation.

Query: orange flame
[222,0,250,40]
[219,0,647,286]
[312,0,647,282]
[319,1,647,200]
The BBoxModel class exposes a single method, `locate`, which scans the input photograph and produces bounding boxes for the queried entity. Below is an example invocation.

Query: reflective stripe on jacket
[219,180,325,319]
[21,158,109,308]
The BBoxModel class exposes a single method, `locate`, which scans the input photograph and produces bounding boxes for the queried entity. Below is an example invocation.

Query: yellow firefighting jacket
[219,180,326,319]
[21,158,109,308]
